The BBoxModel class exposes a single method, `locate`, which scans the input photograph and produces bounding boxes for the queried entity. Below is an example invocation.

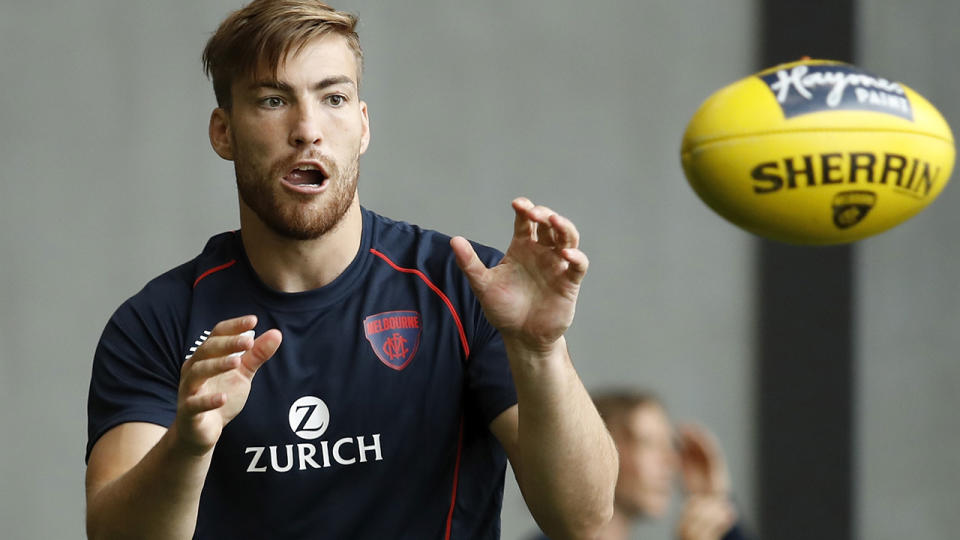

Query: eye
[260,96,285,109]
[326,94,347,107]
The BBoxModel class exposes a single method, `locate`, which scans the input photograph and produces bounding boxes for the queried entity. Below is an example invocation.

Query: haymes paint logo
[761,63,913,120]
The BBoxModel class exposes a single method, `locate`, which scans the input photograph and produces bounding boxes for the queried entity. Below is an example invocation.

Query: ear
[209,108,234,161]
[358,100,371,155]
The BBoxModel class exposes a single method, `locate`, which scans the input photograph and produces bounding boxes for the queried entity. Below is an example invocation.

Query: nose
[289,101,323,148]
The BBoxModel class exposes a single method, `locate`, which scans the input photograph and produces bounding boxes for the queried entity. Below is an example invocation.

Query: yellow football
[680,59,955,244]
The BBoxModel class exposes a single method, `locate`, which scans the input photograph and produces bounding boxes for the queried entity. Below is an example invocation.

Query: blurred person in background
[530,389,753,540]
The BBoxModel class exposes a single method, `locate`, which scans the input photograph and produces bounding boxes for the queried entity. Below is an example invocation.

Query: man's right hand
[86,315,281,540]
[173,315,282,455]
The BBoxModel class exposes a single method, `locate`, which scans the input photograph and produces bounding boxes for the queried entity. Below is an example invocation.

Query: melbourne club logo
[363,310,422,370]
[760,63,913,120]
[288,396,330,440]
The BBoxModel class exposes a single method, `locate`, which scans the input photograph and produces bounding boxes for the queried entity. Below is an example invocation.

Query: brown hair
[592,389,663,432]
[202,0,362,108]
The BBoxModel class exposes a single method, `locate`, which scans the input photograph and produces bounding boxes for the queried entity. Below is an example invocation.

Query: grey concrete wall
[1,1,755,538]
[856,1,960,539]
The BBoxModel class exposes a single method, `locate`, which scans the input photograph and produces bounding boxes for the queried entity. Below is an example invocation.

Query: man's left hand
[451,197,587,351]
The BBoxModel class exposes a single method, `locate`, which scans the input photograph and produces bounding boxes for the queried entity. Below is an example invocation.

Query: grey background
[856,2,960,539]
[0,1,956,539]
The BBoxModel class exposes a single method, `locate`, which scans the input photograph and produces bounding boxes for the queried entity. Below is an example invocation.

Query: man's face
[612,404,679,518]
[211,33,370,240]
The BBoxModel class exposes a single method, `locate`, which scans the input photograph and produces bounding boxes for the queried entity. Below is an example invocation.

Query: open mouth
[283,163,329,189]
[284,165,327,187]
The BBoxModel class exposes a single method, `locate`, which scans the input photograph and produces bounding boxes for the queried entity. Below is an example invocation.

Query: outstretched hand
[450,197,588,351]
[174,315,282,455]
[677,424,731,496]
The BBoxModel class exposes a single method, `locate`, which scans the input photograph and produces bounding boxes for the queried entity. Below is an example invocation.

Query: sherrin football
[680,59,955,244]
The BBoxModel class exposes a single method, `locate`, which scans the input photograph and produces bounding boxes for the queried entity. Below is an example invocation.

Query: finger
[679,424,718,458]
[512,197,537,239]
[512,199,557,241]
[679,424,729,494]
[529,206,561,246]
[183,354,242,391]
[527,204,557,226]
[181,329,255,393]
[187,316,257,362]
[210,315,258,337]
[181,392,227,416]
[548,213,580,250]
[191,330,256,363]
[240,329,283,375]
[535,221,558,247]
[678,426,714,473]
[561,248,589,284]
[450,236,489,292]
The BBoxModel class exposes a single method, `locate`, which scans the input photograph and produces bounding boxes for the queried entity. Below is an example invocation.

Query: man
[84,1,617,539]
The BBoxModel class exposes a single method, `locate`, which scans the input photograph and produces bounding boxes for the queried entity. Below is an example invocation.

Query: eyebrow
[249,76,356,93]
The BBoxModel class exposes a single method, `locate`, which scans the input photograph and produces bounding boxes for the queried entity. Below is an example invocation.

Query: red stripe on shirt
[444,417,465,540]
[369,248,470,358]
[193,259,237,288]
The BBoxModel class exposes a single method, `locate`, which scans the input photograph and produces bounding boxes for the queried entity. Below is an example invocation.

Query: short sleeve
[460,245,517,426]
[464,317,517,426]
[86,292,186,462]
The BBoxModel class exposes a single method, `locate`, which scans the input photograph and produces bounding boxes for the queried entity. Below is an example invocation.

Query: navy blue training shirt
[87,207,519,539]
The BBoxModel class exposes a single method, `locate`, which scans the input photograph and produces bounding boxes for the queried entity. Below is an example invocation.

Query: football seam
[684,127,956,149]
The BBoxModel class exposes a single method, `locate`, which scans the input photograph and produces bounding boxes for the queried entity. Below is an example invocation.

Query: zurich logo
[288,396,330,440]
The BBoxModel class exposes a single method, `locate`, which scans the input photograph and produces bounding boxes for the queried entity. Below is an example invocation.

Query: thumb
[241,329,282,375]
[450,236,489,292]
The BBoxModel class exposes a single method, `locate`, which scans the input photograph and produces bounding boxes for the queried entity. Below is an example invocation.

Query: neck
[595,507,634,540]
[239,197,363,293]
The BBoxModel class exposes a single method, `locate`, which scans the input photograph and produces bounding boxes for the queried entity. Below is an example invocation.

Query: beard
[234,149,360,240]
